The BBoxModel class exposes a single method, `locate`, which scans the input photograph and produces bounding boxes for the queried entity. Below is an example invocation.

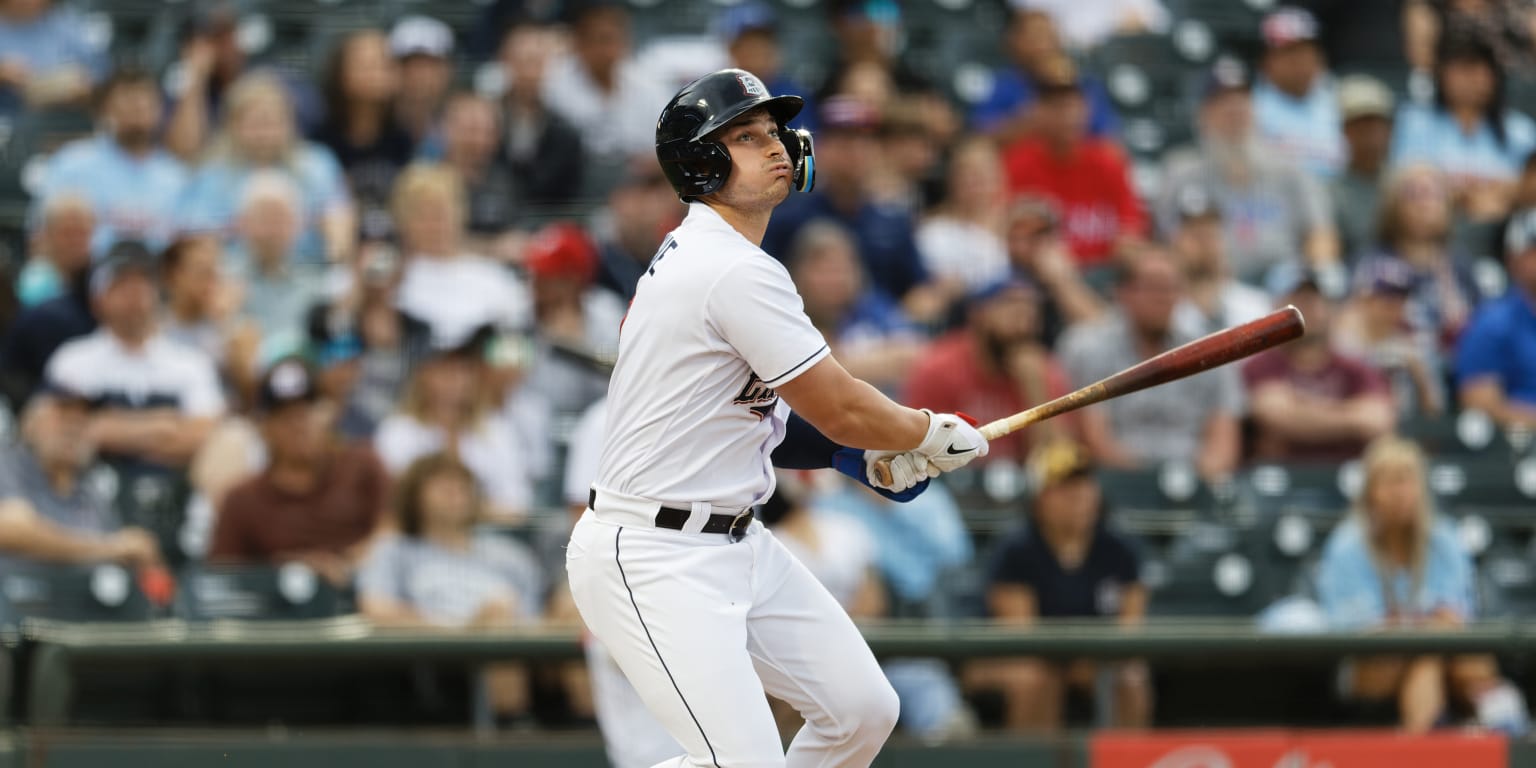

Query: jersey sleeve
[706,255,830,387]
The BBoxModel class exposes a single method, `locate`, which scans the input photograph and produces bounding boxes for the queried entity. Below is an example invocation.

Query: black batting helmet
[655,68,816,202]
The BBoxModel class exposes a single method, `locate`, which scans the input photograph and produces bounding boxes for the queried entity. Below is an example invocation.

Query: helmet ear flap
[657,139,733,202]
[782,128,815,194]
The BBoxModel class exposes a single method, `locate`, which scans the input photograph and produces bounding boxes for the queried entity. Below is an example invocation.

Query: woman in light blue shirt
[180,72,354,264]
[1391,34,1536,200]
[1317,435,1525,733]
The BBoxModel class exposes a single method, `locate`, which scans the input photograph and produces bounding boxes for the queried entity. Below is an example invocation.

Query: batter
[565,69,988,767]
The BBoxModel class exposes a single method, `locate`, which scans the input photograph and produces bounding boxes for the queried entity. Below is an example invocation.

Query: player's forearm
[808,379,929,451]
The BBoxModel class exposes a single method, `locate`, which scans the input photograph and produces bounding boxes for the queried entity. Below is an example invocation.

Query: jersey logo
[732,372,778,421]
[737,73,768,99]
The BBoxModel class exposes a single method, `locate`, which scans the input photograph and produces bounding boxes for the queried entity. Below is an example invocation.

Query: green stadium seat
[1397,409,1515,461]
[1479,546,1536,618]
[1145,546,1270,617]
[1098,463,1225,541]
[105,467,193,567]
[1429,455,1536,516]
[175,564,351,621]
[1238,462,1355,526]
[0,562,155,626]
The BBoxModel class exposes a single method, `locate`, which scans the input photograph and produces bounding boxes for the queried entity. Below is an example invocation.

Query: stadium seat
[1145,545,1270,617]
[1397,409,1514,460]
[1429,455,1536,516]
[176,563,351,621]
[1479,545,1536,618]
[1098,463,1224,541]
[106,467,193,567]
[0,562,155,626]
[1238,462,1355,525]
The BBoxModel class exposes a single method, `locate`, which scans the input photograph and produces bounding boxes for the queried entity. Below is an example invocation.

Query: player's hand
[863,450,929,493]
[914,410,988,475]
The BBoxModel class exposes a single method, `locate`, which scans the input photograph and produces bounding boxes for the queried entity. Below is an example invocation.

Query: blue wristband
[831,448,930,503]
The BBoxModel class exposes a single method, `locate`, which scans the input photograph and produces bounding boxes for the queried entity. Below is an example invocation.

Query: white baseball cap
[390,15,453,59]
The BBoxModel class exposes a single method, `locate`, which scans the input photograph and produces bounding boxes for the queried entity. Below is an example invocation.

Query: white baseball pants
[566,508,899,768]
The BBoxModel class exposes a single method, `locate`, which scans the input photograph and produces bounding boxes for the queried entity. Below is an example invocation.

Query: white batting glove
[864,451,931,493]
[914,409,989,476]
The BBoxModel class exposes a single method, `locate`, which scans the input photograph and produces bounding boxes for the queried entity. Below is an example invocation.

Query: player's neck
[705,201,771,247]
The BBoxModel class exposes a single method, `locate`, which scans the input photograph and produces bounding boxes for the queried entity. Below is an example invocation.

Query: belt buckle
[727,509,753,542]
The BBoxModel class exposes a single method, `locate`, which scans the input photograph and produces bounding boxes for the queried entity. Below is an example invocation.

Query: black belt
[589,489,756,540]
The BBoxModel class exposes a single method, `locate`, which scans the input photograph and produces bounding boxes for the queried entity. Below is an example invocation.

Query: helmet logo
[737,73,768,98]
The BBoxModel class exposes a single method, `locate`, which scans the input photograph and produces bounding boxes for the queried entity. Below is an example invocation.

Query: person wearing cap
[0,393,161,572]
[977,437,1149,731]
[788,220,925,394]
[1252,7,1344,179]
[1167,182,1271,337]
[716,2,813,131]
[521,221,624,421]
[0,0,106,114]
[1456,206,1536,428]
[1243,265,1395,462]
[494,20,586,208]
[1332,74,1396,257]
[1004,54,1147,270]
[1391,33,1535,220]
[36,67,187,257]
[970,8,1119,143]
[541,0,673,167]
[389,15,455,145]
[762,96,943,323]
[903,276,1074,464]
[43,242,226,472]
[208,357,389,586]
[1058,250,1243,480]
[1158,56,1340,286]
[1336,256,1446,416]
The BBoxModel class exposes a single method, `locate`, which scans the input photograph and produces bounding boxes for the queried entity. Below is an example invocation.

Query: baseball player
[565,69,988,767]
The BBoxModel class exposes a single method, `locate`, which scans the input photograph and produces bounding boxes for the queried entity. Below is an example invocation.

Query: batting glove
[831,449,931,502]
[914,410,988,476]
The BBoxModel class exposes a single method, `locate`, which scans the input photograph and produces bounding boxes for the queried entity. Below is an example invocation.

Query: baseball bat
[872,305,1306,486]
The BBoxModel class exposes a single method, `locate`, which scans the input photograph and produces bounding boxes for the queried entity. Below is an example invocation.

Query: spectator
[1252,7,1344,179]
[979,438,1149,731]
[1332,75,1397,258]
[904,277,1074,464]
[1391,33,1535,223]
[1318,435,1527,734]
[44,245,226,472]
[1243,266,1395,463]
[1408,0,1536,73]
[180,72,355,264]
[970,8,1118,141]
[1012,0,1169,50]
[158,236,248,377]
[390,164,531,346]
[0,394,160,570]
[164,3,322,161]
[541,0,672,176]
[763,97,942,323]
[1058,251,1243,480]
[1296,0,1410,81]
[788,221,925,394]
[1166,184,1272,336]
[1335,257,1446,416]
[1003,56,1147,271]
[315,29,414,243]
[389,16,456,146]
[763,478,975,743]
[871,99,947,212]
[714,3,814,130]
[522,222,623,421]
[1354,166,1477,351]
[437,94,520,257]
[16,194,93,308]
[37,68,187,256]
[357,453,543,720]
[1003,198,1104,348]
[917,136,1011,302]
[1158,57,1340,284]
[592,159,684,301]
[1457,207,1536,428]
[821,0,959,145]
[373,338,534,521]
[0,0,105,114]
[495,20,585,209]
[0,238,110,408]
[208,358,387,586]
[227,172,328,351]
[307,243,432,439]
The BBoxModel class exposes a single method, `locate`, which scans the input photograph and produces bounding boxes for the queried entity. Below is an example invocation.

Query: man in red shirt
[1003,56,1146,269]
[1243,267,1395,463]
[903,277,1074,463]
[208,357,389,584]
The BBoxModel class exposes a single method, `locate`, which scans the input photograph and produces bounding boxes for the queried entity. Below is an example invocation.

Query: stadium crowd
[4,0,1536,745]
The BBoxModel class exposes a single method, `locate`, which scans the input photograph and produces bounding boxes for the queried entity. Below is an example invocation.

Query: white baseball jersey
[593,202,829,510]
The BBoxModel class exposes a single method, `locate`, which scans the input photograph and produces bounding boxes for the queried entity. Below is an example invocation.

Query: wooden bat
[873,305,1306,486]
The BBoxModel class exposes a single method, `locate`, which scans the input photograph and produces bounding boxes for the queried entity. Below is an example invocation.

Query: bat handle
[871,457,894,488]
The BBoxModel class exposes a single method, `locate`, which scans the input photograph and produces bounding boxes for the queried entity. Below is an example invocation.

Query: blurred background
[4,0,1536,765]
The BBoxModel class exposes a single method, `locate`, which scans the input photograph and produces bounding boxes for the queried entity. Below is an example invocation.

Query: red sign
[1092,730,1506,768]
